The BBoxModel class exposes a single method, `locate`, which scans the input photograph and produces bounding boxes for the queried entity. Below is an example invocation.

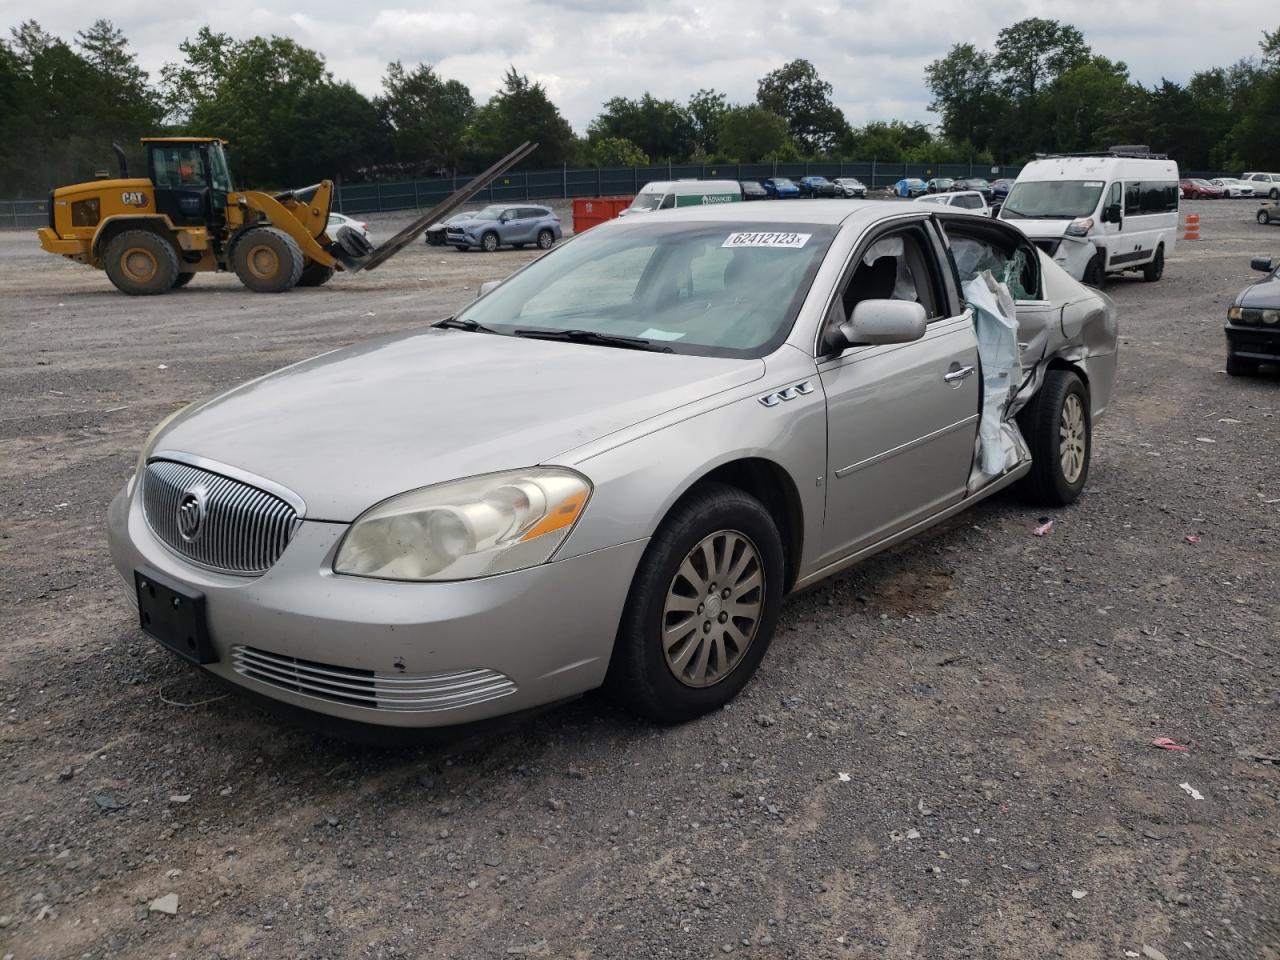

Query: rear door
[817,218,980,564]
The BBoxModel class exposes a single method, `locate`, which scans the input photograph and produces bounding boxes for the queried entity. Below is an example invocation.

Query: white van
[620,180,742,216]
[998,149,1180,286]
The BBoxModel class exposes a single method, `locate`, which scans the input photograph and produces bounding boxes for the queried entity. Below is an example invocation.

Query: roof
[617,198,909,227]
[139,137,228,144]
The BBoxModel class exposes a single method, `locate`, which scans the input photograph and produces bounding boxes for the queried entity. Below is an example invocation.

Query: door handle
[944,364,976,383]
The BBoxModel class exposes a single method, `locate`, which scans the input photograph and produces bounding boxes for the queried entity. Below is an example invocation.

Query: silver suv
[446,204,562,252]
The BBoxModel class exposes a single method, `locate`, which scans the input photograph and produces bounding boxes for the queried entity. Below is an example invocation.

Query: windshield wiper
[512,328,671,352]
[433,316,495,333]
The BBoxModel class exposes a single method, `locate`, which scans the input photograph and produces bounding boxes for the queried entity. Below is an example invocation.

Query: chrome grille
[142,458,301,576]
[231,646,517,712]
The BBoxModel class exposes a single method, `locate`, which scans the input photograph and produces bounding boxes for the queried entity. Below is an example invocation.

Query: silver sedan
[108,201,1117,729]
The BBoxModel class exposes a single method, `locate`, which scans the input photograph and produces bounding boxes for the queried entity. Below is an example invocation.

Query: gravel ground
[0,199,1277,960]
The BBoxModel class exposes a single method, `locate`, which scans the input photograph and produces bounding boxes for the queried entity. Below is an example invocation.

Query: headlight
[1064,217,1095,238]
[334,467,591,582]
[1263,310,1280,325]
[1228,306,1243,321]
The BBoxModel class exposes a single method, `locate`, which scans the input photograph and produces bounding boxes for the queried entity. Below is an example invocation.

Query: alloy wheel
[1059,393,1087,484]
[662,530,764,688]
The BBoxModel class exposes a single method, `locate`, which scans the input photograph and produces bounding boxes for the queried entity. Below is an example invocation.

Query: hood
[1002,218,1072,240]
[1237,275,1280,308]
[447,216,498,230]
[155,329,765,521]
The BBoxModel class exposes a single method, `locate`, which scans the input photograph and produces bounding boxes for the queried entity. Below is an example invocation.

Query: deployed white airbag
[963,271,1024,479]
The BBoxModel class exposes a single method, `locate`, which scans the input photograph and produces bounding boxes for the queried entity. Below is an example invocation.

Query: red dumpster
[572,196,634,234]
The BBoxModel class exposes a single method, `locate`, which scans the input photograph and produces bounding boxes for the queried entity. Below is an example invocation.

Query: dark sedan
[740,180,768,201]
[1225,256,1280,376]
[797,175,840,198]
[953,178,994,201]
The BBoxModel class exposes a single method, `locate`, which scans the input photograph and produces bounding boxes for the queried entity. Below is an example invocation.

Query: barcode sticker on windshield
[722,232,811,249]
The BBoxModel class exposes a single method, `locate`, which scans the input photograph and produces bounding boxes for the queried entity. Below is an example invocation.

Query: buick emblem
[177,488,207,542]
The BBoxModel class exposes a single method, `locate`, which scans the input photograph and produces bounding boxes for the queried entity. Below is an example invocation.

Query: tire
[171,272,194,289]
[103,229,179,296]
[1270,188,1279,200]
[606,482,785,724]
[297,260,335,287]
[537,229,555,250]
[232,227,304,293]
[1258,210,1272,226]
[481,231,500,253]
[1142,245,1164,282]
[1014,369,1091,507]
[1226,355,1260,377]
[1083,255,1105,289]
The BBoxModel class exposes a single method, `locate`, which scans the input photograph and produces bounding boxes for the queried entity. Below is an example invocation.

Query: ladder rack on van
[1032,146,1169,161]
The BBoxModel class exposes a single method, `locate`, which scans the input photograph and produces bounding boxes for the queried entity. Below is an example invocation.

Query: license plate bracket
[134,567,217,665]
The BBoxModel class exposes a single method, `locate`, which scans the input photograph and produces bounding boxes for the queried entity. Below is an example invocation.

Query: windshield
[207,143,234,192]
[630,192,665,211]
[454,220,836,358]
[1001,180,1105,219]
[967,179,990,189]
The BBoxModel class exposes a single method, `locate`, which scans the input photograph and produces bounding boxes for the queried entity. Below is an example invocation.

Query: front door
[148,143,213,227]
[817,222,981,565]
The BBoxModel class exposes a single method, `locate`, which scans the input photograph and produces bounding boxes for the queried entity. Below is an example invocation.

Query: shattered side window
[950,236,1034,301]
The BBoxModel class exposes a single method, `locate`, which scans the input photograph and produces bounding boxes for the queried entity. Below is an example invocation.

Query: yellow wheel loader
[37,138,537,295]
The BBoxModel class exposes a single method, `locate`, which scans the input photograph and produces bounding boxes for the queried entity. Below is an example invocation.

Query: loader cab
[144,138,234,230]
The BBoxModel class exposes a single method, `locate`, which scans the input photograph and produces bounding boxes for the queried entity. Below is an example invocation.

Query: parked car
[1000,152,1180,286]
[1241,172,1280,200]
[893,178,928,198]
[424,212,469,246]
[1180,179,1224,200]
[1258,202,1279,225]
[797,175,840,198]
[740,180,769,201]
[952,178,994,201]
[110,201,1117,730]
[1211,178,1255,198]
[914,190,992,216]
[926,178,955,194]
[992,178,1016,201]
[833,177,867,198]
[445,205,562,252]
[1224,255,1279,376]
[327,212,370,241]
[760,177,801,199]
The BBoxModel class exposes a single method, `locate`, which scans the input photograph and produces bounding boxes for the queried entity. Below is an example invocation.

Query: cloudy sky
[4,1,1269,131]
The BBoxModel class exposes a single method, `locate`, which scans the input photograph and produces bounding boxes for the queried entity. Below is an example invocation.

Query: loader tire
[233,227,304,293]
[104,230,179,296]
[297,261,335,287]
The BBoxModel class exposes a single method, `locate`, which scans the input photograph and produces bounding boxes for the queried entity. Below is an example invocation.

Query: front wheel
[232,227,304,293]
[1142,246,1164,282]
[1259,210,1273,225]
[1015,369,1091,507]
[481,232,500,253]
[537,229,555,250]
[1083,255,1105,289]
[606,483,784,724]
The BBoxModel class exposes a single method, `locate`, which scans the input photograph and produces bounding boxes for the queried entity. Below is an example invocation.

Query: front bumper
[1225,323,1280,363]
[108,486,646,727]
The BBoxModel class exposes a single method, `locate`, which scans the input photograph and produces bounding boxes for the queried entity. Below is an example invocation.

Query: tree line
[1,17,1277,198]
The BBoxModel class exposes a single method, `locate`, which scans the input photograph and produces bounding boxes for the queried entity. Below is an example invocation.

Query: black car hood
[1237,275,1280,308]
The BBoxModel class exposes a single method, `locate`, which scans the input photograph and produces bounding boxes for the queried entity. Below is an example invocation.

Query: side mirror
[1102,203,1122,223]
[1251,257,1274,273]
[479,280,501,296]
[838,300,928,348]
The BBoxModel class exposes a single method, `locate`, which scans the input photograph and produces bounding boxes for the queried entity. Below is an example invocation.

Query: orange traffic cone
[1183,213,1201,241]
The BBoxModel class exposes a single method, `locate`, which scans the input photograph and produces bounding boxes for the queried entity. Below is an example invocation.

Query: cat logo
[121,191,149,208]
